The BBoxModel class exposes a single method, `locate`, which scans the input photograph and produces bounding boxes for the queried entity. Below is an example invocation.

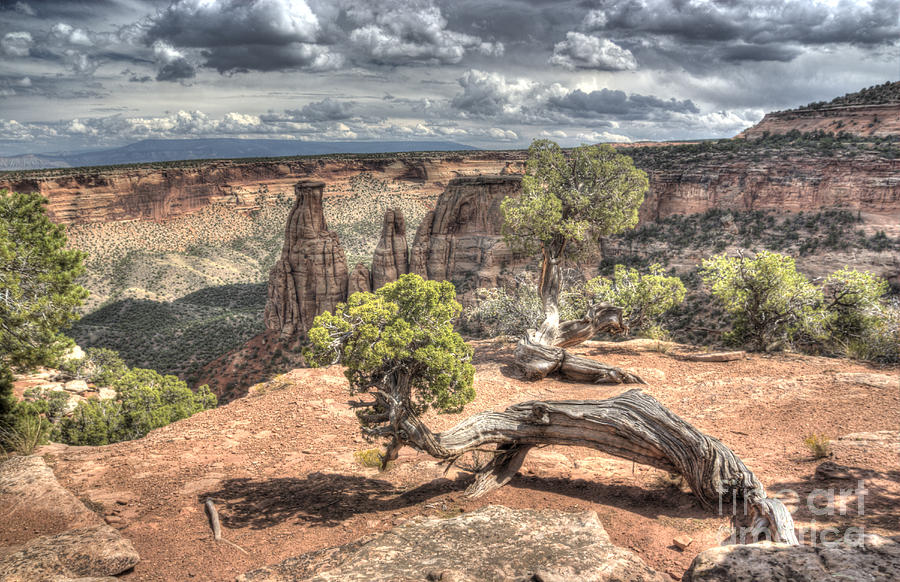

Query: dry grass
[803,434,831,459]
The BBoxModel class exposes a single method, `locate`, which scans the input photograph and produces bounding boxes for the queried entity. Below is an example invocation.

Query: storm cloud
[0,0,896,153]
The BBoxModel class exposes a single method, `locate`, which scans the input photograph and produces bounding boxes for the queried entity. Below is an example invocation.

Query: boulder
[63,380,89,393]
[685,535,900,582]
[370,209,409,291]
[264,180,349,337]
[409,175,524,303]
[0,525,140,581]
[348,263,371,296]
[0,456,100,544]
[239,505,666,582]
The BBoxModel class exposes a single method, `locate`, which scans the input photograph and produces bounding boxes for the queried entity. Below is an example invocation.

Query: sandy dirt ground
[18,339,900,581]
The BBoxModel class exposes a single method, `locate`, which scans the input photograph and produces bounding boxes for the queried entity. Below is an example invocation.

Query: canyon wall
[639,151,900,222]
[0,152,526,226]
[410,175,523,298]
[265,175,525,337]
[4,147,898,232]
[264,180,348,337]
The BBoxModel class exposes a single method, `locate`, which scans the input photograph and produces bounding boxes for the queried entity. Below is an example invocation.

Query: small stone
[104,515,123,525]
[673,536,693,550]
[64,379,90,392]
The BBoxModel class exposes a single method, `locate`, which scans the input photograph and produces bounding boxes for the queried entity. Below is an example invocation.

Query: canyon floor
[14,339,900,581]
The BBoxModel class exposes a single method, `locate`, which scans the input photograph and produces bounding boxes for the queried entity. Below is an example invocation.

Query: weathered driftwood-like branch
[514,304,645,384]
[388,389,797,545]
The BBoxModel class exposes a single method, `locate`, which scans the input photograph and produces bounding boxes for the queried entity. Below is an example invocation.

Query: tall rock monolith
[264,180,349,336]
[371,208,409,291]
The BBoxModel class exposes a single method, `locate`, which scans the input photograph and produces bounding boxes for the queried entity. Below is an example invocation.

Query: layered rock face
[347,263,371,295]
[0,152,524,226]
[265,176,524,338]
[639,152,900,222]
[264,180,348,336]
[410,175,523,299]
[370,209,409,291]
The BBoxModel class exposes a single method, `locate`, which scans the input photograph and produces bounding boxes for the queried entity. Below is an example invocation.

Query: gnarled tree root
[515,304,645,384]
[397,389,797,545]
[514,338,645,384]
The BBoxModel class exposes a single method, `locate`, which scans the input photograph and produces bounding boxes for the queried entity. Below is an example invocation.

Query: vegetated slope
[796,81,900,109]
[37,339,900,581]
[601,207,900,346]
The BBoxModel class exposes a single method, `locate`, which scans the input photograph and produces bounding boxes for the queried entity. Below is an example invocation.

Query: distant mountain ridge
[0,138,478,171]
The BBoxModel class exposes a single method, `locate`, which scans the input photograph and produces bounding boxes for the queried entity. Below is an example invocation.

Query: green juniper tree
[501,140,648,344]
[1,190,88,449]
[700,251,822,351]
[307,274,475,467]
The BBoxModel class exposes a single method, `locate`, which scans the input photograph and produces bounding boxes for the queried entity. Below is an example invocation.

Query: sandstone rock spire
[264,180,349,336]
[371,208,409,291]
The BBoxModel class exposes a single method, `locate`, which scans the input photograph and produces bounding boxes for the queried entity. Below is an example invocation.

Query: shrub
[55,368,217,445]
[803,434,831,459]
[585,264,686,333]
[61,347,128,387]
[701,251,823,351]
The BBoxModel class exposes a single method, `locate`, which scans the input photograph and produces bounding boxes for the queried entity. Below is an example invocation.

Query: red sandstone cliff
[410,175,524,298]
[0,152,525,226]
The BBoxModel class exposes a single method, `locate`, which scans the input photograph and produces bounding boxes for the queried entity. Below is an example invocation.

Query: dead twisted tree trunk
[377,388,797,545]
[515,250,644,384]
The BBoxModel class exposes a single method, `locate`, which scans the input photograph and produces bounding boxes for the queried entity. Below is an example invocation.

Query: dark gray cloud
[0,0,897,153]
[549,88,699,118]
[590,0,900,46]
[279,98,355,122]
[145,0,342,73]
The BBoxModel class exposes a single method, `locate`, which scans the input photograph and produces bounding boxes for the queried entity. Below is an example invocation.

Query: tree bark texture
[520,247,643,384]
[388,389,798,545]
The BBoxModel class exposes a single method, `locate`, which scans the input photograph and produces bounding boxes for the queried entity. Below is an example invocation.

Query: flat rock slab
[685,535,900,582]
[834,373,898,389]
[239,505,667,582]
[0,525,139,581]
[681,351,746,362]
[0,456,101,546]
[0,456,140,581]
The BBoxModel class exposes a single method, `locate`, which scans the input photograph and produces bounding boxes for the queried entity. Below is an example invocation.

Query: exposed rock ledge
[686,535,900,581]
[238,505,667,582]
[0,456,140,581]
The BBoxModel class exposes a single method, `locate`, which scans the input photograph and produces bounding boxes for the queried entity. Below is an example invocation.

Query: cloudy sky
[0,0,898,155]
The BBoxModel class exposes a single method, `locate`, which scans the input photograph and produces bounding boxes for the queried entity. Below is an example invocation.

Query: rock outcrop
[264,180,349,336]
[685,536,900,582]
[0,525,141,581]
[0,455,140,580]
[238,505,666,582]
[410,175,523,300]
[347,263,371,295]
[370,209,409,291]
[740,103,900,139]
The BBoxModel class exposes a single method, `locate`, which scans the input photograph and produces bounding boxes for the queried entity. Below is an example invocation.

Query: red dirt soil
[20,339,900,581]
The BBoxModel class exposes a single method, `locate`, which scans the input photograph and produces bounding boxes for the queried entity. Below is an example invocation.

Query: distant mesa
[0,138,478,171]
[740,80,900,139]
